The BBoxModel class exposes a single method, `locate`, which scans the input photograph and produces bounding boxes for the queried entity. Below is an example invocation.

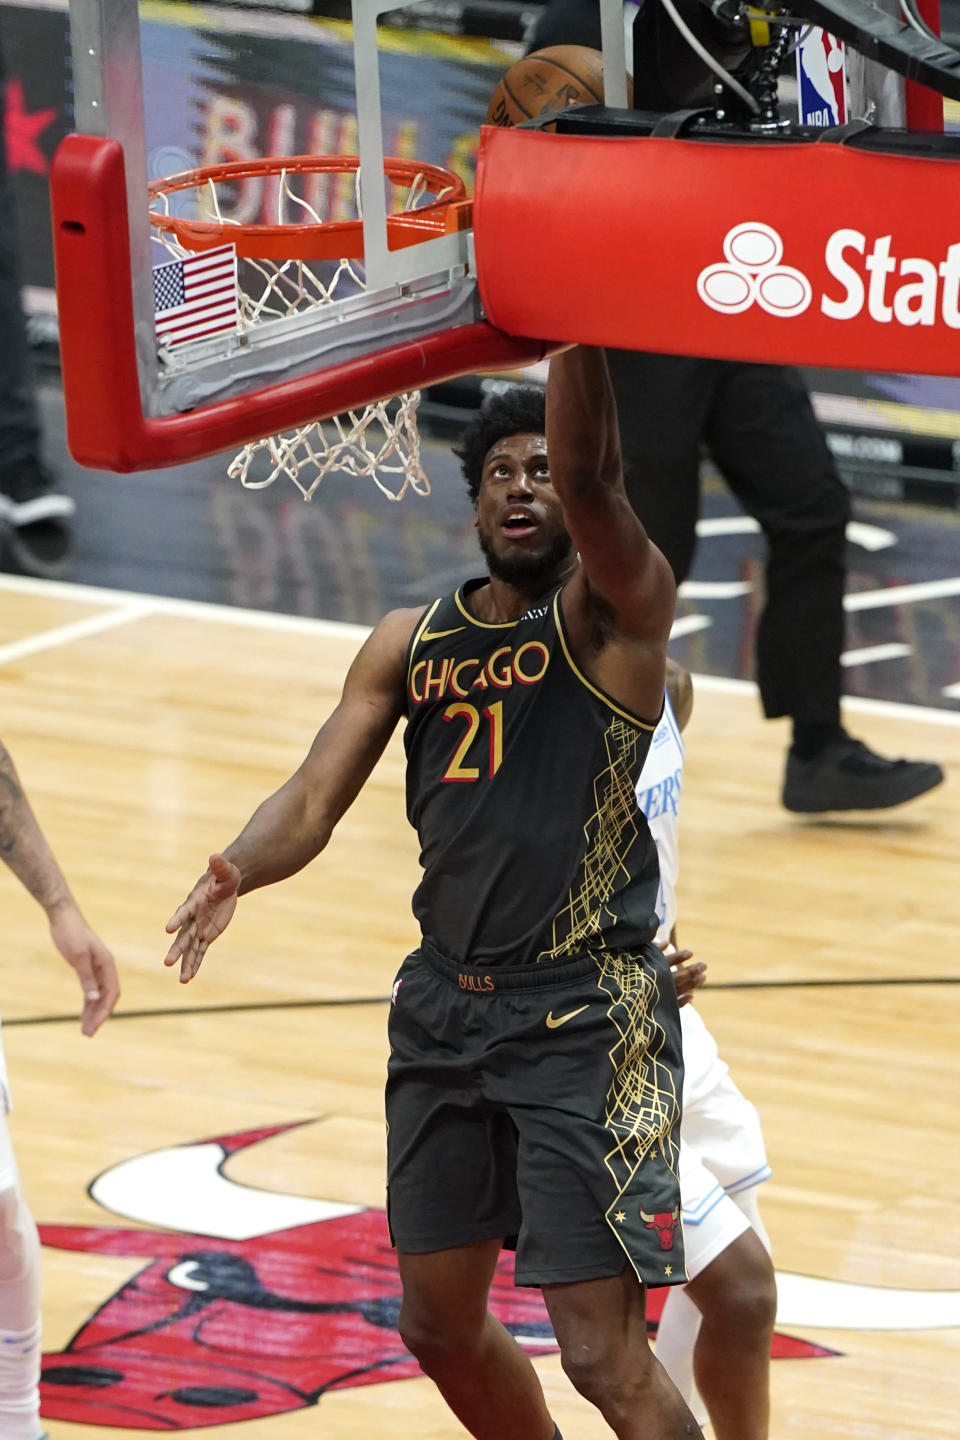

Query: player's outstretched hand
[49,903,121,1036]
[164,853,241,983]
[666,947,707,1007]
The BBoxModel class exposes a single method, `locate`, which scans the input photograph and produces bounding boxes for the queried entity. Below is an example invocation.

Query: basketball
[486,45,611,127]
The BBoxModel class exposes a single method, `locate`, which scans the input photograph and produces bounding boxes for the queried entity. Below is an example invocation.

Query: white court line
[846,521,898,552]
[840,643,913,667]
[691,672,960,727]
[669,615,713,639]
[845,577,960,611]
[0,603,155,666]
[696,517,761,538]
[0,573,370,643]
[696,516,897,551]
[1,571,958,729]
[679,581,752,599]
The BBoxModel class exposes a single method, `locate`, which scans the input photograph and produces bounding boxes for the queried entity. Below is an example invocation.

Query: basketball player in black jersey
[164,346,704,1440]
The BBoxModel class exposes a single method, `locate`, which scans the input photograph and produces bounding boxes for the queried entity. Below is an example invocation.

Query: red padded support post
[51,135,150,471]
[474,125,960,377]
[51,134,549,473]
[905,0,944,133]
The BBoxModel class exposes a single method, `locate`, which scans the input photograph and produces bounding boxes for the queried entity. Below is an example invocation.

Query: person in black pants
[526,0,943,813]
[0,30,74,575]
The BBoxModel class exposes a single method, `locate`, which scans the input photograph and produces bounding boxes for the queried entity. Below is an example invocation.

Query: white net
[151,161,453,500]
[226,391,429,503]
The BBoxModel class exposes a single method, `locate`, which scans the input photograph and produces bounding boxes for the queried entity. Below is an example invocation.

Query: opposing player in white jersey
[0,738,119,1439]
[639,663,777,1440]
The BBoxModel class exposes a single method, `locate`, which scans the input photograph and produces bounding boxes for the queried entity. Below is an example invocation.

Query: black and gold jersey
[404,579,662,967]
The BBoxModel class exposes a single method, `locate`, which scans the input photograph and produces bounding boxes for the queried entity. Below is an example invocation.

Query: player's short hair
[453,385,546,503]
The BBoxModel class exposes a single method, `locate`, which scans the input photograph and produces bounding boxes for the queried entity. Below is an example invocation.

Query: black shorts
[385,940,686,1288]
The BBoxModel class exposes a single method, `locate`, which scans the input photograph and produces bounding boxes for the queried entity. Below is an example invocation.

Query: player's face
[475,432,573,587]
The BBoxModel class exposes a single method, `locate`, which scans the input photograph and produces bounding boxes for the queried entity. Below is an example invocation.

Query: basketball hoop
[149,155,470,500]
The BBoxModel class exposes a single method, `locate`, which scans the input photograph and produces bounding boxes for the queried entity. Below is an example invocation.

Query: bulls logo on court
[36,1121,855,1429]
[37,1121,557,1430]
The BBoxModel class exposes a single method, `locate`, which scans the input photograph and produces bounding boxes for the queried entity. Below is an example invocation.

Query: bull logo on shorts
[640,1207,682,1251]
[37,1122,836,1430]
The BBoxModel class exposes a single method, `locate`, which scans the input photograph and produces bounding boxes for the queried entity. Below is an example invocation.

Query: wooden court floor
[0,573,957,1440]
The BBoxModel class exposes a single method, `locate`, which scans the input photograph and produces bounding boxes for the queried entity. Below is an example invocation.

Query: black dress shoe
[782,733,944,813]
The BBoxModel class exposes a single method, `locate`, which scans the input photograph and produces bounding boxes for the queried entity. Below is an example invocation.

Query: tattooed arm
[0,742,73,910]
[0,742,119,1035]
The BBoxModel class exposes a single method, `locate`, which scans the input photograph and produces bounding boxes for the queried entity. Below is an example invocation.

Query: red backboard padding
[51,134,549,472]
[474,125,960,378]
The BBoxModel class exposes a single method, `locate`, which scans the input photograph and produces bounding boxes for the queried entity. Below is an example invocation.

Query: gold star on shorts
[664,1265,673,1276]
[614,1210,626,1223]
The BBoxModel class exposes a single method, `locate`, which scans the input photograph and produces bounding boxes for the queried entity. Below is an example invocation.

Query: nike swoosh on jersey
[545,1005,589,1030]
[420,626,466,643]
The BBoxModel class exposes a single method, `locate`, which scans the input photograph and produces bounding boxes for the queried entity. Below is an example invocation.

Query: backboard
[52,0,561,471]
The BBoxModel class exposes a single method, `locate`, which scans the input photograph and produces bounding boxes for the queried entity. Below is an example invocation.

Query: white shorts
[0,1022,10,1114]
[678,1006,771,1278]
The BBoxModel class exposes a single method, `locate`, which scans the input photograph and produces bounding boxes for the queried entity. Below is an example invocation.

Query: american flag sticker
[153,244,238,349]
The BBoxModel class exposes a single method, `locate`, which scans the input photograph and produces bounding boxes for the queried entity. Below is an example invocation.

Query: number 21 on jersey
[442,702,504,781]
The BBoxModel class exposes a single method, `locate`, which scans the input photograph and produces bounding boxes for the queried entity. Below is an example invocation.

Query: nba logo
[796,29,847,127]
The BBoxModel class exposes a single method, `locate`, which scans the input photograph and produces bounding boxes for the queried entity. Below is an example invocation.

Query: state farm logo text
[698,222,960,327]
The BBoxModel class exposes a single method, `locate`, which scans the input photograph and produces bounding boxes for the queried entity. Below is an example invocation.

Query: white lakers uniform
[639,697,771,1294]
[0,1024,10,1114]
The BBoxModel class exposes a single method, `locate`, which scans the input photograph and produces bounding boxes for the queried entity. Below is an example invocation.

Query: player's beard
[478,527,575,589]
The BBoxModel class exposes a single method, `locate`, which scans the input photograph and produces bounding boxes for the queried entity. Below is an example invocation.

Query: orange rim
[148,154,471,261]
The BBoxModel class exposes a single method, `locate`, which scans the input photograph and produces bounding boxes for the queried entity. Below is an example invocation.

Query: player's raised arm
[164,606,417,981]
[546,345,676,645]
